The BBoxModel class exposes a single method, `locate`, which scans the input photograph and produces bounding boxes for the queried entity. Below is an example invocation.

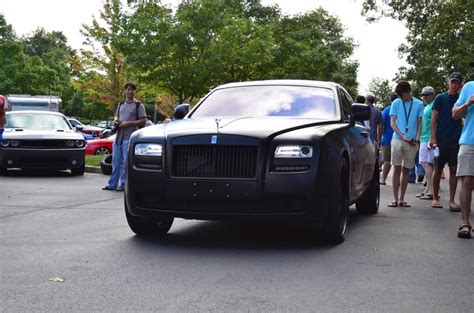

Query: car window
[6,113,72,130]
[191,85,338,120]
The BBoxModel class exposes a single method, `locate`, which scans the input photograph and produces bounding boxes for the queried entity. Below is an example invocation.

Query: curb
[85,165,102,174]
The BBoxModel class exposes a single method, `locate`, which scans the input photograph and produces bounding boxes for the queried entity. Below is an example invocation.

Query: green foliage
[0,14,15,41]
[361,0,474,92]
[367,77,393,108]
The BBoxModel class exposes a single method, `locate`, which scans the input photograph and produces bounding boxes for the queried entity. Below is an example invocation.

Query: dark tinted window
[192,85,338,119]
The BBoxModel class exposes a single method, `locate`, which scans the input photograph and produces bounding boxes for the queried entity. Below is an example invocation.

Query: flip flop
[457,224,472,239]
[398,201,411,207]
[387,201,398,207]
[432,203,443,208]
[415,193,425,198]
[420,194,433,200]
[449,204,461,212]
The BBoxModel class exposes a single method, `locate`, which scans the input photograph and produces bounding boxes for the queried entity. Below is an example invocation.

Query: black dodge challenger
[124,80,379,243]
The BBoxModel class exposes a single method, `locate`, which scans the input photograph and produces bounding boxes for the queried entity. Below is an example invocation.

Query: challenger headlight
[75,140,85,148]
[10,140,20,147]
[134,143,163,156]
[1,139,9,147]
[274,145,313,158]
[66,140,75,148]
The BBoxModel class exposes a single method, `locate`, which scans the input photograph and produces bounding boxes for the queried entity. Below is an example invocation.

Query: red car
[85,135,115,155]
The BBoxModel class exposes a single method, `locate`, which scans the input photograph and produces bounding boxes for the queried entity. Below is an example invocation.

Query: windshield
[191,85,338,119]
[6,113,72,130]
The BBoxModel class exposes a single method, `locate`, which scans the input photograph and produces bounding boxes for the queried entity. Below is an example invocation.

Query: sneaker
[116,186,124,192]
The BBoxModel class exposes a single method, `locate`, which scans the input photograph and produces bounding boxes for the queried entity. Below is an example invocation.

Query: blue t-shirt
[389,97,424,141]
[381,105,394,145]
[455,81,474,145]
[432,92,462,141]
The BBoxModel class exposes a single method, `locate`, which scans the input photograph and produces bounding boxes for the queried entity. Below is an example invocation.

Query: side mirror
[75,125,84,131]
[351,103,371,122]
[173,103,190,120]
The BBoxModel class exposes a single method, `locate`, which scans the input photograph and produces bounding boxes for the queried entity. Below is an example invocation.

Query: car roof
[214,79,341,90]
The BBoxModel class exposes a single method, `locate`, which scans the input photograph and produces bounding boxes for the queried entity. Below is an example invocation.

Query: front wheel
[125,201,174,236]
[71,163,85,176]
[322,158,349,244]
[0,166,7,176]
[355,165,380,215]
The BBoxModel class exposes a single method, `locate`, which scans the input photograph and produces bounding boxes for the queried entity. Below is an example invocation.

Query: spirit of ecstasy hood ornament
[215,118,221,134]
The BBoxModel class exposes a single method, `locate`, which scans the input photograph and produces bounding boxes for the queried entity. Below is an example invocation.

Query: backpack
[117,100,145,129]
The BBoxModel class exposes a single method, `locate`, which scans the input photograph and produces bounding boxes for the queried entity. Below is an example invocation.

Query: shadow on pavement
[127,209,376,252]
[1,168,73,177]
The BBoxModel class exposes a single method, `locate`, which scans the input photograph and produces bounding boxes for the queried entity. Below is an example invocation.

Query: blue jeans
[409,152,424,180]
[107,139,129,189]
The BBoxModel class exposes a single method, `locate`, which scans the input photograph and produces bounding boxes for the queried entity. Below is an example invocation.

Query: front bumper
[0,147,85,170]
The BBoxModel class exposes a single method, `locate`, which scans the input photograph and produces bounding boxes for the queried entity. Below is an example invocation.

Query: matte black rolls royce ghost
[124,80,379,243]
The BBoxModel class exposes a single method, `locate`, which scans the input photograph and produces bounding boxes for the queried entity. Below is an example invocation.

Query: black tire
[71,163,85,176]
[323,158,349,244]
[100,155,113,175]
[125,200,173,236]
[0,166,7,176]
[355,165,380,215]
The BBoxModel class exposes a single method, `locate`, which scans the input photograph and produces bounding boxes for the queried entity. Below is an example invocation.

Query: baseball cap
[449,72,463,82]
[420,86,435,96]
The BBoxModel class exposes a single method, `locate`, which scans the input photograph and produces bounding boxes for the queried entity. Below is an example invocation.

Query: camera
[110,120,121,135]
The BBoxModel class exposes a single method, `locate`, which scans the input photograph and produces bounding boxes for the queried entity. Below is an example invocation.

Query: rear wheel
[95,147,111,155]
[322,158,349,244]
[71,163,85,176]
[0,166,7,175]
[125,201,174,236]
[355,165,380,215]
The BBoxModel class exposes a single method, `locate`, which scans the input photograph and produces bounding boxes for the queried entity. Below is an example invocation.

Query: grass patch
[85,155,105,167]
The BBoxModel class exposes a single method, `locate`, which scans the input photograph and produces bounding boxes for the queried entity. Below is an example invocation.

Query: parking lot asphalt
[0,170,472,312]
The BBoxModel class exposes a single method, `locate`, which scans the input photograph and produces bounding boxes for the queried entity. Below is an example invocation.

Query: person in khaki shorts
[452,61,474,238]
[388,81,424,207]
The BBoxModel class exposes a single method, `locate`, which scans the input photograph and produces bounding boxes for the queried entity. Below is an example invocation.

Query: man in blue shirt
[388,81,424,207]
[452,62,474,238]
[379,94,397,185]
[430,72,463,210]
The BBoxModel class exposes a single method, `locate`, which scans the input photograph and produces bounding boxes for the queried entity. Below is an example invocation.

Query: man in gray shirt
[365,95,383,145]
[103,82,146,191]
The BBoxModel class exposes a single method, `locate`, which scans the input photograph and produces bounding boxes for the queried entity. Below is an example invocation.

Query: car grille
[18,140,68,149]
[172,145,258,178]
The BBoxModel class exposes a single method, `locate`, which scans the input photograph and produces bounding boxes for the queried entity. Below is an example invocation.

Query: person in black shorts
[430,72,463,210]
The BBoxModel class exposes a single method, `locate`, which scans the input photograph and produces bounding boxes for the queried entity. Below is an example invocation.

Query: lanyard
[402,99,413,132]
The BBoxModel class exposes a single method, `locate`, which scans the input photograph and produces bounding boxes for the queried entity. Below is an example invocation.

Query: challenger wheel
[0,166,6,175]
[125,200,174,236]
[71,163,85,176]
[323,158,349,244]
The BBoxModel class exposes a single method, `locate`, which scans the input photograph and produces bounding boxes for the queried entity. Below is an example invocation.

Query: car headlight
[10,140,20,147]
[75,140,85,148]
[66,140,75,148]
[274,145,313,158]
[135,143,163,156]
[1,139,9,147]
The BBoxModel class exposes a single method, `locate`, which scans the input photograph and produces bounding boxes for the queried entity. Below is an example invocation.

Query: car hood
[3,129,84,140]
[138,117,339,140]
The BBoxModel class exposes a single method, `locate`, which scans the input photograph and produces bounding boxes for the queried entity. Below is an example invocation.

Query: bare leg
[381,161,391,184]
[421,162,434,195]
[399,167,409,203]
[459,176,473,225]
[432,168,442,207]
[392,165,401,203]
[448,166,459,207]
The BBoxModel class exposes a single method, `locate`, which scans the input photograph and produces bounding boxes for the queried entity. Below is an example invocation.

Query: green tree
[271,9,359,96]
[0,14,15,41]
[361,0,474,92]
[367,77,393,108]
[78,0,128,115]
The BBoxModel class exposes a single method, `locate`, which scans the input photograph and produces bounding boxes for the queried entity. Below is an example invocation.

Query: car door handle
[360,131,369,138]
